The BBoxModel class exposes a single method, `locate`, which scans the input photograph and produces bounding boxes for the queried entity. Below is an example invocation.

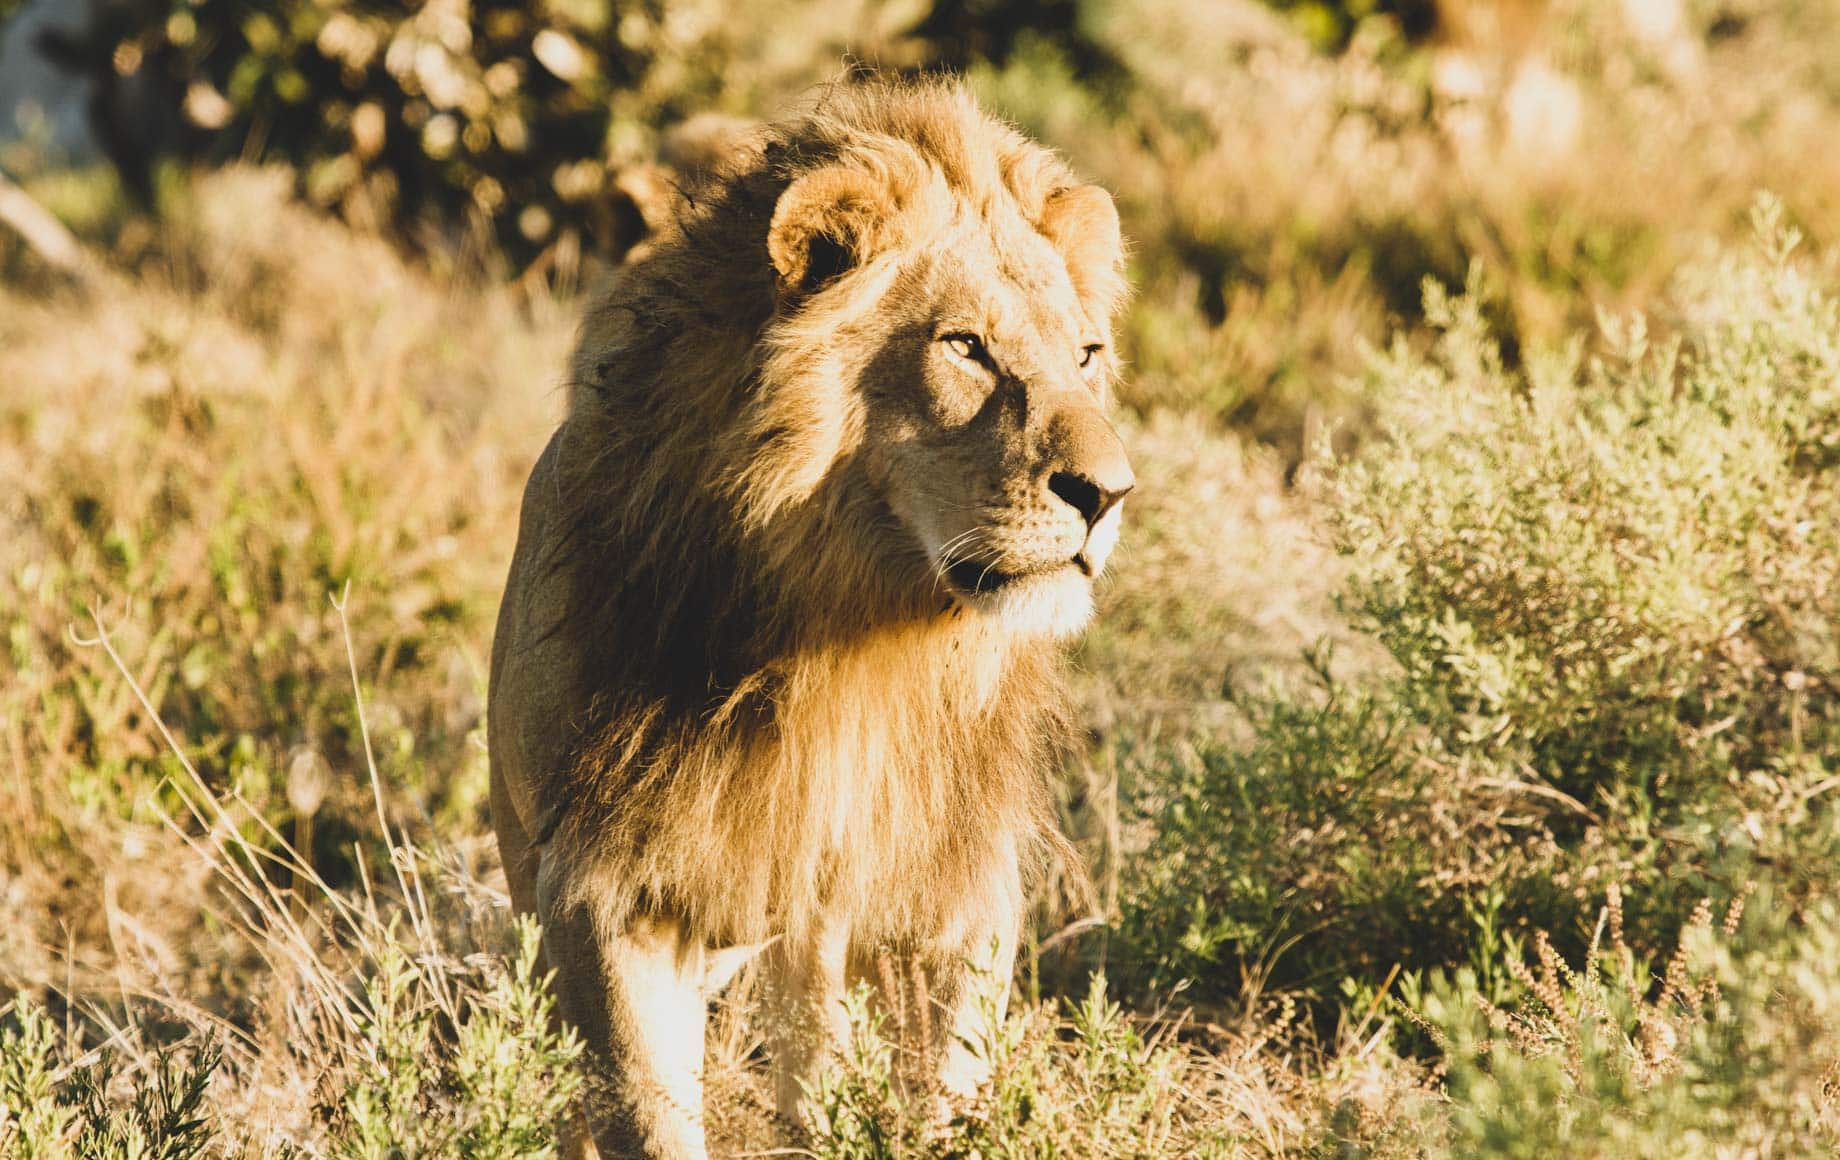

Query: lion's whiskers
[930,527,1003,597]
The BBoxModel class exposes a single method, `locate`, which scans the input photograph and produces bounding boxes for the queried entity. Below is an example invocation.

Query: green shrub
[337,918,581,1159]
[1332,227,1839,837]
[0,1000,222,1160]
[63,1043,222,1160]
[809,974,1260,1158]
[1118,199,1840,1013]
[1111,678,1437,999]
[0,908,580,1160]
[1419,885,1840,1156]
[0,1002,77,1157]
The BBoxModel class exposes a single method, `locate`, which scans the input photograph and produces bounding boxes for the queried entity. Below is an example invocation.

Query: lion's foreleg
[930,904,1020,1104]
[763,920,852,1133]
[540,891,710,1160]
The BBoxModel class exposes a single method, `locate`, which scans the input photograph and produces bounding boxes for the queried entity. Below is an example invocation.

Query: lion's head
[570,81,1132,651]
[756,113,1133,639]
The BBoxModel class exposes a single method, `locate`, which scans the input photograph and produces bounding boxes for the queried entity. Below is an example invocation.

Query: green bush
[0,920,579,1159]
[1420,885,1840,1156]
[0,1001,221,1160]
[808,974,1276,1158]
[336,918,581,1159]
[0,1002,77,1157]
[1118,199,1840,1012]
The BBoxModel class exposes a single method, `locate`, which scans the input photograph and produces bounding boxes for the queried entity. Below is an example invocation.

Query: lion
[488,79,1133,1159]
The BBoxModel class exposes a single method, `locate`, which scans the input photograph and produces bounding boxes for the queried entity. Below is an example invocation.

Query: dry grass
[1,168,582,1150]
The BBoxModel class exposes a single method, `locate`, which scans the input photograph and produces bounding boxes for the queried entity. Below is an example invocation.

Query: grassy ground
[4,1,1840,1155]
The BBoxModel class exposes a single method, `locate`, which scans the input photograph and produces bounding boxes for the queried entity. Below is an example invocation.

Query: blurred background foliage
[15,0,1839,464]
[6,0,1157,266]
[1266,0,1439,47]
[6,0,1452,259]
[27,0,1840,460]
[18,0,803,258]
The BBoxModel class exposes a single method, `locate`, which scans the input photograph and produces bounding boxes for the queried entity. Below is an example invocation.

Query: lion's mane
[534,81,1115,948]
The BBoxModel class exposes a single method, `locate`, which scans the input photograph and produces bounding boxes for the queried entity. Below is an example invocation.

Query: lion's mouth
[942,558,1080,596]
[933,550,1097,636]
[944,559,1020,594]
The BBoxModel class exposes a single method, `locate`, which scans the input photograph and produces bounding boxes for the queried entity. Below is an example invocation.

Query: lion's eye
[1078,344,1105,371]
[941,333,989,366]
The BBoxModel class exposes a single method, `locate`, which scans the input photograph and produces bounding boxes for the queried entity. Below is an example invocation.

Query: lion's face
[864,222,1132,639]
[757,139,1132,640]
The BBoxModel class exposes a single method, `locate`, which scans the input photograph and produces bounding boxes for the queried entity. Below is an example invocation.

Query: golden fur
[488,79,1132,1158]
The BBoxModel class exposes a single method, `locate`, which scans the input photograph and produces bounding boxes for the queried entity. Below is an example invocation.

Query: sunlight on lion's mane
[535,81,1124,946]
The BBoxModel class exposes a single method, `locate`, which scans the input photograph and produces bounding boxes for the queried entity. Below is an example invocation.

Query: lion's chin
[949,565,1095,640]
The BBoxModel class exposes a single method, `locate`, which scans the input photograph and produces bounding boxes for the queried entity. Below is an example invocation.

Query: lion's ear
[767,167,895,298]
[1038,183,1128,320]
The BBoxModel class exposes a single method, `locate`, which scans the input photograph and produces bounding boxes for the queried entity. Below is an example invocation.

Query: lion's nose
[1049,469,1132,528]
[1041,395,1134,527]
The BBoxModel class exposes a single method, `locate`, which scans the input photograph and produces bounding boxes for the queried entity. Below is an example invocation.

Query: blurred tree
[1263,0,1438,50]
[3,0,1138,269]
[907,0,1129,87]
[0,0,1414,268]
[16,0,721,267]
[31,1,186,204]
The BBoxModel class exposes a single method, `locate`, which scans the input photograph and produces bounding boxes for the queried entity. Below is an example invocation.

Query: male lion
[488,80,1133,1159]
